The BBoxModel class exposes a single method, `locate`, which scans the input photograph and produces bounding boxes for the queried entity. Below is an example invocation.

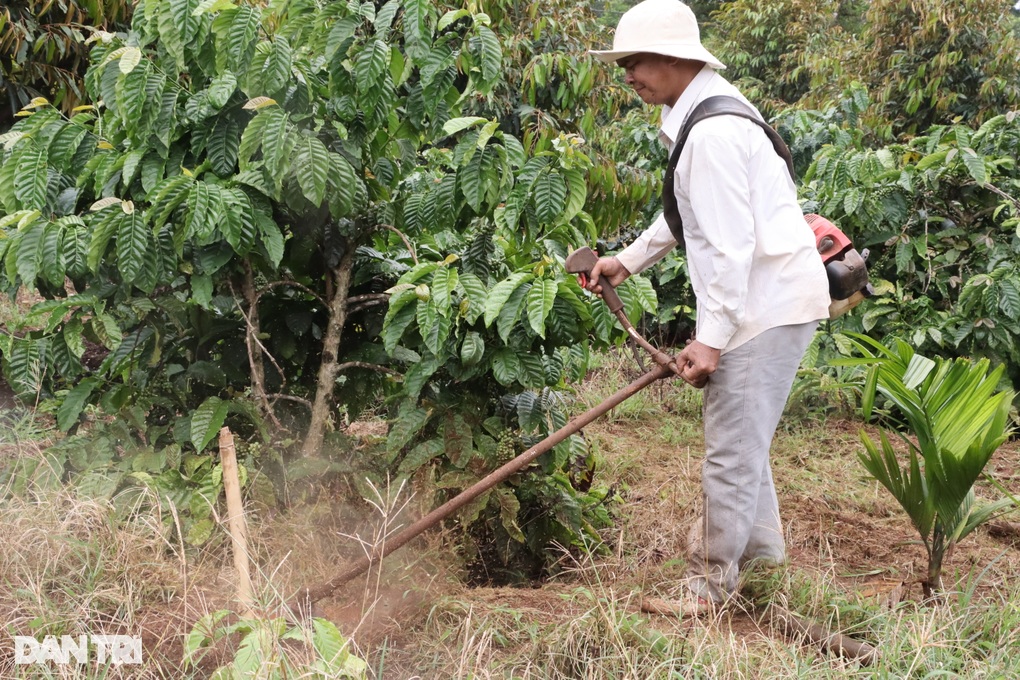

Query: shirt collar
[659,64,718,147]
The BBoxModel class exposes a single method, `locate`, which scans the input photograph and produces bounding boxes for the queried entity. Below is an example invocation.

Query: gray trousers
[686,321,818,602]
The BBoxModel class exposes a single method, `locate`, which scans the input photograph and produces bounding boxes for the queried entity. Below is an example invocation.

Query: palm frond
[947,492,1015,544]
[849,336,1015,593]
[858,429,934,540]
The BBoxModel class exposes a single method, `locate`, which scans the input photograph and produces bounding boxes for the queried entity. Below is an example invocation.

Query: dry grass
[0,404,463,677]
[0,460,453,677]
[0,347,1018,678]
[370,352,1020,678]
[0,487,193,678]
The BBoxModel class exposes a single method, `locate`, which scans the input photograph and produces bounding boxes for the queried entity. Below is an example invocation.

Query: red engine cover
[806,214,852,264]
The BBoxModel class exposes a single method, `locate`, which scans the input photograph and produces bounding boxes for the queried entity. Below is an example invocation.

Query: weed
[0,489,187,678]
[184,610,367,678]
[0,407,50,445]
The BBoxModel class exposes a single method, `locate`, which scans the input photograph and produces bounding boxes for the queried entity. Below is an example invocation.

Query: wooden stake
[219,427,253,615]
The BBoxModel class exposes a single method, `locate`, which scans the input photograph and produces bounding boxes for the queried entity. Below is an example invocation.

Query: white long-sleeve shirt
[616,65,830,353]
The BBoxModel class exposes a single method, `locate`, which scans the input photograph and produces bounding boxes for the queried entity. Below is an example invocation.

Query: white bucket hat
[590,0,725,70]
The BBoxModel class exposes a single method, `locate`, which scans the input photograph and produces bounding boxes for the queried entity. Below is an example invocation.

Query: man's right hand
[584,256,631,297]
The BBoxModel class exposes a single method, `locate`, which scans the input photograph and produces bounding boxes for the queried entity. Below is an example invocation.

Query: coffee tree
[704,0,846,117]
[0,0,660,569]
[375,0,663,575]
[2,0,421,453]
[853,0,1020,137]
[0,0,133,129]
[786,92,1020,416]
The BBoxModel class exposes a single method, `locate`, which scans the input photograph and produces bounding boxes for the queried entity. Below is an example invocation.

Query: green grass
[0,407,52,445]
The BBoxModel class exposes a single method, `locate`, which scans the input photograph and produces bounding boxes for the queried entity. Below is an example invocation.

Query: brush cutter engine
[806,214,874,318]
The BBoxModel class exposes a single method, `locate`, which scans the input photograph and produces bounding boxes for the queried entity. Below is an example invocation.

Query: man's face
[617,53,683,106]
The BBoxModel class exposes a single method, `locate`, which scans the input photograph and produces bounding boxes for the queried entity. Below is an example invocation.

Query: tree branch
[335,361,403,378]
[266,393,314,412]
[348,299,390,315]
[378,224,418,265]
[254,280,328,309]
[984,182,1020,210]
[346,293,390,305]
[233,273,283,431]
[233,282,287,390]
[243,278,326,420]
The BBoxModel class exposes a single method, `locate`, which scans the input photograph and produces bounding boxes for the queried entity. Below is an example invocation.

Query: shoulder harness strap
[662,95,796,248]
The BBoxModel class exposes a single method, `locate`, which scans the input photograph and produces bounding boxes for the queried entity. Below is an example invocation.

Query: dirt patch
[590,419,702,570]
[344,419,388,439]
[780,423,1020,598]
[339,407,1020,672]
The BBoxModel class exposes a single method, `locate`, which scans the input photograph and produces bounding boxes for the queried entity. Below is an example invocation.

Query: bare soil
[0,376,17,411]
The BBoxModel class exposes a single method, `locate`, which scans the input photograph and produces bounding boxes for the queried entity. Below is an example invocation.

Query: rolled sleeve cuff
[616,246,649,276]
[695,316,736,351]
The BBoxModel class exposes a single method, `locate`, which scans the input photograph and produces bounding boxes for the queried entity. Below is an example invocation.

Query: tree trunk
[240,261,272,421]
[923,527,945,601]
[300,245,356,457]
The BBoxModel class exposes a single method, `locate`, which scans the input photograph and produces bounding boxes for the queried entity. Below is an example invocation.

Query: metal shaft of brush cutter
[292,248,684,608]
[295,360,674,607]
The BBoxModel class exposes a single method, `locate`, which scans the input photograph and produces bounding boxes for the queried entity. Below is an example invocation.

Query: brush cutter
[295,247,678,607]
[291,251,880,666]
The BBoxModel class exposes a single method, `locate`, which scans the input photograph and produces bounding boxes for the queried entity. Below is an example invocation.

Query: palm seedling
[842,334,1015,598]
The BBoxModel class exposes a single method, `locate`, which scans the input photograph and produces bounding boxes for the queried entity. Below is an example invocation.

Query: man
[587,0,831,614]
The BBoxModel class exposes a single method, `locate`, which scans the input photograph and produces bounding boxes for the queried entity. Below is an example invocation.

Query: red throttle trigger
[565,247,624,315]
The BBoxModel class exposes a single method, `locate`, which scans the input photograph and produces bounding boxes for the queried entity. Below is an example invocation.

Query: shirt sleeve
[615,213,677,275]
[685,127,756,350]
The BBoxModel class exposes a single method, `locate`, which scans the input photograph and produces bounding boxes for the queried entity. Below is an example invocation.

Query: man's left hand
[676,340,720,389]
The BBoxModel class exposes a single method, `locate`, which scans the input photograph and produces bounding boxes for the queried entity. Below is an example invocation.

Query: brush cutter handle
[566,247,680,375]
[565,247,624,315]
